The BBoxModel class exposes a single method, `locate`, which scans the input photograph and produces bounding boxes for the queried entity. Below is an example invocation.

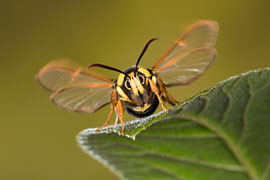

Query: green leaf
[77,68,270,180]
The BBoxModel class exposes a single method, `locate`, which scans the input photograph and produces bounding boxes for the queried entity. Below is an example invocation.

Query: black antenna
[87,63,130,78]
[134,38,160,75]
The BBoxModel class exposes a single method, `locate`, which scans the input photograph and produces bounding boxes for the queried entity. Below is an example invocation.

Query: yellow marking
[152,76,157,84]
[134,103,151,112]
[133,77,144,94]
[128,71,135,78]
[138,67,151,77]
[145,77,148,86]
[129,77,145,96]
[126,80,133,90]
[130,78,139,96]
[116,86,131,101]
[117,73,125,86]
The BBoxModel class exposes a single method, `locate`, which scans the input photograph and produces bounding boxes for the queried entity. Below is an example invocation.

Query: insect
[36,20,218,135]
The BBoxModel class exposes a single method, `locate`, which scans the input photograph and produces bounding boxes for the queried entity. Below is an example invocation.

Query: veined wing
[36,59,114,113]
[153,20,218,87]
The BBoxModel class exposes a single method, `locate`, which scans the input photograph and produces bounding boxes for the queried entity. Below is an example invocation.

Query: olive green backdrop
[1,1,269,180]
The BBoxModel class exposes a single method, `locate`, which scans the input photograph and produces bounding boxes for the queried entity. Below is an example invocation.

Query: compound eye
[138,75,145,84]
[125,80,131,89]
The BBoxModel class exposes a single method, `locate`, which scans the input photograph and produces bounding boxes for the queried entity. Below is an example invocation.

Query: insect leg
[163,92,179,106]
[156,77,179,106]
[149,78,168,111]
[115,100,124,135]
[95,89,117,132]
[114,115,119,125]
[95,104,114,132]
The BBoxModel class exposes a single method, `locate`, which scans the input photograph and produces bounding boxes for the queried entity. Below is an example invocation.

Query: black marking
[125,95,159,117]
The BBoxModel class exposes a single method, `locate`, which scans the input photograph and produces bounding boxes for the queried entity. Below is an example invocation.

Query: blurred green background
[1,0,269,179]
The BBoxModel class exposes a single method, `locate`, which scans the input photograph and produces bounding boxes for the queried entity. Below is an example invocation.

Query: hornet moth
[36,20,218,135]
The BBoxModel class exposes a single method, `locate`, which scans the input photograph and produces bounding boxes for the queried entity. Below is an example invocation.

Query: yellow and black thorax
[115,66,159,117]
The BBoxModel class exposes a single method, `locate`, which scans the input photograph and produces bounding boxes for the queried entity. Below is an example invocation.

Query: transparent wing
[153,20,218,87]
[36,59,114,113]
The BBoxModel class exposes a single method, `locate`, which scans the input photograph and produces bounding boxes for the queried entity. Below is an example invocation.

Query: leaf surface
[78,68,270,180]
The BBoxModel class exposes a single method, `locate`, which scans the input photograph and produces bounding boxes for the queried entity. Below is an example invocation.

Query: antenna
[87,64,130,78]
[134,38,161,75]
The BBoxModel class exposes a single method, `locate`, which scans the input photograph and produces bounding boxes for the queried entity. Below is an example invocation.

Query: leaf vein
[237,80,251,146]
[175,114,260,180]
[220,83,234,126]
